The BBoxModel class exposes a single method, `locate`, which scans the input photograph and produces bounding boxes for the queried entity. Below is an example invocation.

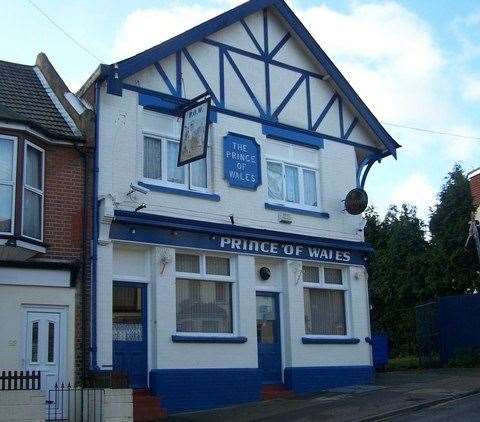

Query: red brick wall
[42,144,85,261]
[469,173,480,207]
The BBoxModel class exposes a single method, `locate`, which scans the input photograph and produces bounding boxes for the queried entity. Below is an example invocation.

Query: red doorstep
[261,384,295,400]
[133,389,167,421]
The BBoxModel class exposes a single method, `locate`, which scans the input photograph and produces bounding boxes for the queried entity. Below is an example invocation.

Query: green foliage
[447,349,480,368]
[366,164,480,357]
[426,164,480,296]
[387,356,421,371]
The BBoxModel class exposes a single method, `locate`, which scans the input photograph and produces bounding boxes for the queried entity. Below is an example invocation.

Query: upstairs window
[22,142,44,240]
[0,137,16,234]
[143,135,207,190]
[267,160,318,208]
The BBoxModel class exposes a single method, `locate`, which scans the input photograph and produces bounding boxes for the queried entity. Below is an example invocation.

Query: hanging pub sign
[177,96,211,166]
[344,188,368,215]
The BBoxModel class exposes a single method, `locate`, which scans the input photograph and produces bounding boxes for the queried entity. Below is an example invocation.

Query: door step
[261,384,295,400]
[133,389,167,421]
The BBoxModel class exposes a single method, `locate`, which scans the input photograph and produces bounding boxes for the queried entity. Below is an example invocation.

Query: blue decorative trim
[224,50,266,117]
[274,0,399,156]
[124,82,383,154]
[306,75,312,130]
[301,337,360,344]
[263,8,269,55]
[104,0,398,156]
[262,124,324,149]
[138,90,217,122]
[182,48,220,106]
[172,335,247,343]
[240,18,264,55]
[265,203,329,219]
[344,117,358,140]
[138,182,220,201]
[176,51,182,96]
[219,48,225,107]
[150,368,261,413]
[338,96,344,138]
[356,151,388,189]
[312,94,337,131]
[284,366,374,394]
[269,33,291,59]
[272,74,305,119]
[154,62,176,96]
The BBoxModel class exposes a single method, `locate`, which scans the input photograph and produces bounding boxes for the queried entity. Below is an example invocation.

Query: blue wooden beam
[344,117,358,140]
[224,50,266,117]
[269,33,291,59]
[272,74,305,119]
[182,48,220,105]
[154,62,177,96]
[240,18,264,55]
[312,93,337,131]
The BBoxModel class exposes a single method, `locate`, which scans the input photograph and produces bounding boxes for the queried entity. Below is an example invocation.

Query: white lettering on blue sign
[224,133,261,190]
[219,236,351,263]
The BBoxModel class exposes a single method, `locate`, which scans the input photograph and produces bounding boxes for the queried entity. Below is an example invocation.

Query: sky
[2,0,480,223]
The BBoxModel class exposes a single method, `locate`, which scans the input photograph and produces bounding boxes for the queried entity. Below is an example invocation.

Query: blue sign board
[223,132,261,190]
[110,224,364,265]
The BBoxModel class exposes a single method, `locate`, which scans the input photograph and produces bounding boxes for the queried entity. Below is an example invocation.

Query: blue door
[256,292,282,384]
[112,282,148,389]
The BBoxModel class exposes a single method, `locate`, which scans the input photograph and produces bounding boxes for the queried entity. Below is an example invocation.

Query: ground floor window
[175,252,234,334]
[303,265,348,336]
[176,279,232,333]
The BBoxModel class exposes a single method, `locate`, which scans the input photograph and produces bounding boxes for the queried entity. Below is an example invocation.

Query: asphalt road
[386,393,480,422]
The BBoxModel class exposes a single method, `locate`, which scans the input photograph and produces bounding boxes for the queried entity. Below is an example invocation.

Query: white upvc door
[24,309,67,415]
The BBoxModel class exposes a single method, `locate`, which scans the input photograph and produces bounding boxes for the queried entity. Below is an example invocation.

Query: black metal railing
[0,370,41,390]
[46,383,104,422]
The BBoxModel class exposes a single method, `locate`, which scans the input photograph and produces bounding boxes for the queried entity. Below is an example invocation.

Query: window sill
[265,203,330,219]
[139,182,220,202]
[171,334,247,344]
[301,337,360,344]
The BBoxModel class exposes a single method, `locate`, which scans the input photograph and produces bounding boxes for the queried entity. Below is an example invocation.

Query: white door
[24,310,66,414]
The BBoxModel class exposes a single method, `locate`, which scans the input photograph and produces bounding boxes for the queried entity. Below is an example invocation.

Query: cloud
[390,173,436,222]
[298,2,446,127]
[111,1,244,61]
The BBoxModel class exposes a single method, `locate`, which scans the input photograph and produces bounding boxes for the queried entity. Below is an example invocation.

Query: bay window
[0,137,16,234]
[303,265,349,336]
[267,160,318,208]
[22,142,44,240]
[143,135,208,190]
[175,253,234,334]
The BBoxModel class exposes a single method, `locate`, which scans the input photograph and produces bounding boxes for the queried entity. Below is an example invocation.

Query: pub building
[78,0,399,413]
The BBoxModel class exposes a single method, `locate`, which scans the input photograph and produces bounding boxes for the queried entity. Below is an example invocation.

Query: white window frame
[141,132,211,194]
[22,141,45,242]
[174,252,237,337]
[0,135,17,235]
[266,158,319,211]
[302,264,352,339]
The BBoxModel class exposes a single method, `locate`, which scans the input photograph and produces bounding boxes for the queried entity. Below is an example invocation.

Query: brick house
[0,53,93,393]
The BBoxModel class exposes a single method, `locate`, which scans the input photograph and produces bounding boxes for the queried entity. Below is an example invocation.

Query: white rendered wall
[0,285,76,382]
[109,243,372,372]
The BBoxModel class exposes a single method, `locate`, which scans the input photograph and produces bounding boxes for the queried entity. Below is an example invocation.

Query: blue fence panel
[438,294,480,363]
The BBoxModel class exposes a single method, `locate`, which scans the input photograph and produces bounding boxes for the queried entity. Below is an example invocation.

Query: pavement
[167,368,480,421]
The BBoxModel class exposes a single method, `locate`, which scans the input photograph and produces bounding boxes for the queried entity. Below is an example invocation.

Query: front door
[256,292,282,384]
[112,282,148,389]
[25,309,65,414]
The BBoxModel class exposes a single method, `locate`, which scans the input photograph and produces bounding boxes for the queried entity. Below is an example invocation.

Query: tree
[426,164,480,296]
[365,204,428,356]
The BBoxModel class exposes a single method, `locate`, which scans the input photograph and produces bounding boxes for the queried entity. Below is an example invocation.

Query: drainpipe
[91,81,100,371]
[73,140,90,386]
